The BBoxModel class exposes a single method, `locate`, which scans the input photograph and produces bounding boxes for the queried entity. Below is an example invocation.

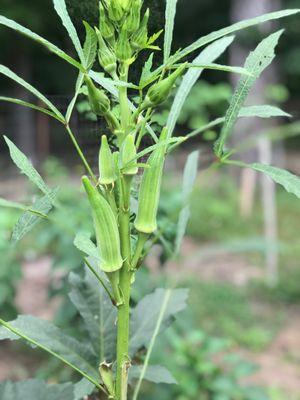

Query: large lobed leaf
[167,36,235,138]
[68,268,117,361]
[215,30,283,156]
[0,380,73,400]
[129,288,189,357]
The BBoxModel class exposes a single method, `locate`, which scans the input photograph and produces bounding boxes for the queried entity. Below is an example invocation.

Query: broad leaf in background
[130,365,177,385]
[164,0,178,63]
[11,191,57,243]
[74,379,95,400]
[175,151,199,255]
[0,380,74,400]
[129,288,189,357]
[0,315,98,384]
[4,136,56,203]
[167,36,235,138]
[239,105,291,118]
[69,269,117,360]
[53,0,84,65]
[0,66,63,120]
[0,16,83,71]
[83,21,98,70]
[249,163,300,198]
[214,30,283,156]
[73,232,100,260]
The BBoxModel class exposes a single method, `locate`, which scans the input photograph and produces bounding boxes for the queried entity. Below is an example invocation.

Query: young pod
[124,0,141,34]
[116,29,132,62]
[106,0,124,23]
[142,63,187,108]
[99,135,116,186]
[85,75,111,116]
[82,176,123,272]
[121,134,138,176]
[96,28,117,77]
[130,8,149,51]
[134,128,167,234]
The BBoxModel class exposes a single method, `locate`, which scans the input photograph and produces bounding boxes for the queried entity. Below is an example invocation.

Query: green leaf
[53,0,84,65]
[0,97,63,122]
[215,30,284,156]
[185,63,253,75]
[4,136,55,202]
[129,288,189,357]
[66,72,85,123]
[11,192,57,243]
[74,379,95,400]
[164,0,178,63]
[167,36,235,138]
[169,9,299,65]
[0,380,74,400]
[82,21,98,70]
[68,268,117,361]
[239,105,291,118]
[250,163,300,198]
[0,16,83,71]
[130,365,177,385]
[73,232,100,260]
[139,53,154,87]
[0,315,99,386]
[175,151,199,255]
[0,66,64,120]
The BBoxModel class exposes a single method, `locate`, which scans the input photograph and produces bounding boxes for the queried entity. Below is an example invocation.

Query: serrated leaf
[83,21,98,70]
[4,136,55,201]
[69,268,117,361]
[164,0,178,63]
[167,36,235,138]
[130,365,177,385]
[11,192,57,243]
[175,151,199,255]
[169,9,299,66]
[73,232,100,260]
[239,105,291,118]
[129,288,188,357]
[139,53,154,86]
[0,66,63,119]
[215,30,283,156]
[53,0,84,65]
[0,16,83,71]
[0,97,63,122]
[0,315,98,383]
[250,163,300,198]
[0,380,74,400]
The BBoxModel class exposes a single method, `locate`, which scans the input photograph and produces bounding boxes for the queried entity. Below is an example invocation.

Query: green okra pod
[99,135,117,186]
[134,127,167,234]
[82,176,123,272]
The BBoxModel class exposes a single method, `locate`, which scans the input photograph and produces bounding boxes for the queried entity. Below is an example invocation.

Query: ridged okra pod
[82,176,123,272]
[134,128,167,234]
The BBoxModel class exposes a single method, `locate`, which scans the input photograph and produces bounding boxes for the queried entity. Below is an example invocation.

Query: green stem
[119,64,131,138]
[131,233,149,270]
[65,124,97,183]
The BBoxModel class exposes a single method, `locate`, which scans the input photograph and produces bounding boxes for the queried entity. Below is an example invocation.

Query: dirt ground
[0,239,300,398]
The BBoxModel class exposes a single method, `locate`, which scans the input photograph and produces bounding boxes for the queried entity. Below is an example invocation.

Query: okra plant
[0,1,300,399]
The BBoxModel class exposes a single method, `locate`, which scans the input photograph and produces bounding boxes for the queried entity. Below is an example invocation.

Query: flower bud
[99,135,117,186]
[143,63,187,108]
[134,128,167,234]
[85,75,111,116]
[82,176,123,273]
[124,0,141,34]
[96,28,117,77]
[99,3,115,44]
[130,9,149,51]
[116,29,132,62]
[99,362,115,397]
[121,134,138,175]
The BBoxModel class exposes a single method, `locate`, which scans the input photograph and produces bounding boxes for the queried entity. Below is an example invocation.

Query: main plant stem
[116,63,132,400]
